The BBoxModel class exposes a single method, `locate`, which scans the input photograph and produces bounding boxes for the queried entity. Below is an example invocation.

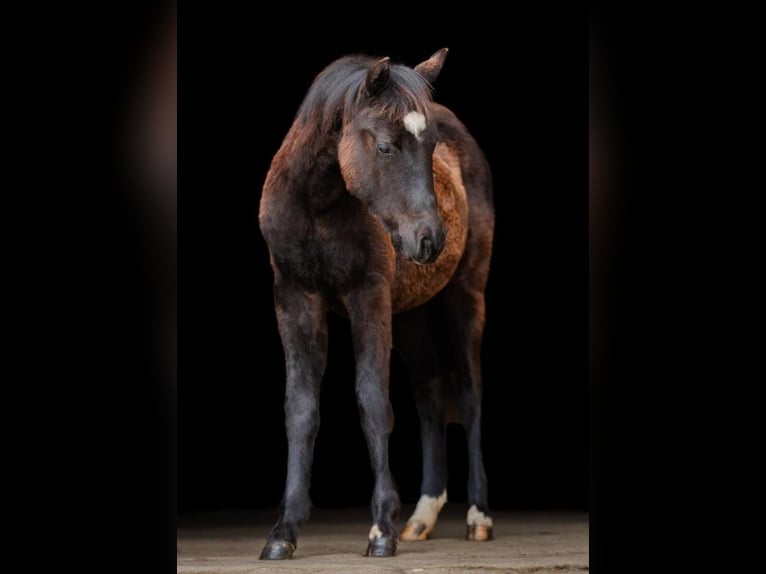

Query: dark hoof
[259,540,296,560]
[365,535,398,557]
[466,524,494,541]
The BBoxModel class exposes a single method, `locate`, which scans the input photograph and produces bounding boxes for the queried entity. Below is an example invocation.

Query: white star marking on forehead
[403,111,426,139]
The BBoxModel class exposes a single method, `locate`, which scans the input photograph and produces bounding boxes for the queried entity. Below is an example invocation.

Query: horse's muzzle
[412,223,446,265]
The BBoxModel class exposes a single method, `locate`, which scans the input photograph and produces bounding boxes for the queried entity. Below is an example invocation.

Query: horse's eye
[376,142,393,156]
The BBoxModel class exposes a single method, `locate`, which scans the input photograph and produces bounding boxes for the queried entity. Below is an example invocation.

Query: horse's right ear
[366,57,391,97]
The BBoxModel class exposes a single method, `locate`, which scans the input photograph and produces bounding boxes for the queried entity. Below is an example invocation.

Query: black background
[11,3,750,573]
[179,5,587,516]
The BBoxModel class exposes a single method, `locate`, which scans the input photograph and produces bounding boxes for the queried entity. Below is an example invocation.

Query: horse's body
[259,50,494,559]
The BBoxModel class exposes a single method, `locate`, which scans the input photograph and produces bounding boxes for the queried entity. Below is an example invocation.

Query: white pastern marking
[403,111,426,139]
[368,524,384,540]
[408,489,447,528]
[467,504,493,527]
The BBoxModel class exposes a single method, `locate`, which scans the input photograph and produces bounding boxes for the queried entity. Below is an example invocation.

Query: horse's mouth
[408,252,440,266]
[389,230,443,265]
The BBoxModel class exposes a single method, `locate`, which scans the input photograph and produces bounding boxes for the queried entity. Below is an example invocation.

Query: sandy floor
[178,506,588,573]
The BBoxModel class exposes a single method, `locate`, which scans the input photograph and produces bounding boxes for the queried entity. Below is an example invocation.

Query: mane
[295,55,433,136]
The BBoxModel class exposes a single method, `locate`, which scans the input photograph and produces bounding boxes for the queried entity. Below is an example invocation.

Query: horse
[258,48,495,559]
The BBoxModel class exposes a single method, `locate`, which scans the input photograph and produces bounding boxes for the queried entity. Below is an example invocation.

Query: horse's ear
[414,48,449,84]
[366,57,391,97]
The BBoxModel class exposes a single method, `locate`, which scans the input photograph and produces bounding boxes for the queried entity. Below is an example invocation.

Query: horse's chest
[266,144,468,309]
[391,143,469,313]
[269,205,388,292]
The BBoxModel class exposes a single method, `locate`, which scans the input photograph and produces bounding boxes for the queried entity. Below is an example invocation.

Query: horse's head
[339,49,449,265]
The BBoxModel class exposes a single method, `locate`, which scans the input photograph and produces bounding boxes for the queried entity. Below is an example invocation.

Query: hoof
[259,540,295,560]
[365,535,398,557]
[466,524,494,541]
[400,521,431,541]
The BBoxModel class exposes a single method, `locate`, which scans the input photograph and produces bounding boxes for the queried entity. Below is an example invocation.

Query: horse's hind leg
[260,283,327,560]
[442,282,494,541]
[393,308,448,541]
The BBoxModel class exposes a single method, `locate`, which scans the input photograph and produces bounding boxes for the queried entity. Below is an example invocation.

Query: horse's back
[432,103,495,293]
[430,103,494,227]
[391,104,494,312]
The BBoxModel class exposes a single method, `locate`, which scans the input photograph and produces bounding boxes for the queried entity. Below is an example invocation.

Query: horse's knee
[458,390,483,424]
[285,403,319,433]
[356,386,394,432]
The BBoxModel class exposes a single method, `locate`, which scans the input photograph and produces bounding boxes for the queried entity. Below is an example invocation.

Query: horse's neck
[282,130,345,214]
[304,142,345,213]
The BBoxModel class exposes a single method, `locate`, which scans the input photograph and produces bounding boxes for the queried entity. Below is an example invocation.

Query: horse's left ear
[366,57,391,97]
[414,48,449,84]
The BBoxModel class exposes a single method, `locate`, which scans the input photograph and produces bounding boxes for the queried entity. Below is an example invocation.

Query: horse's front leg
[343,278,401,557]
[260,281,327,560]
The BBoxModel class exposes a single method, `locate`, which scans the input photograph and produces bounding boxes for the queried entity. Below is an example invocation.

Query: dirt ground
[177,505,588,573]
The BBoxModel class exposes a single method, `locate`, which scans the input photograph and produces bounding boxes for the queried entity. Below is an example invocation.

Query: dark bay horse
[258,48,495,559]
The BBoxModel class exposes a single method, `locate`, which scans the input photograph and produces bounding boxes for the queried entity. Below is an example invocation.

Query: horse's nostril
[419,236,432,261]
